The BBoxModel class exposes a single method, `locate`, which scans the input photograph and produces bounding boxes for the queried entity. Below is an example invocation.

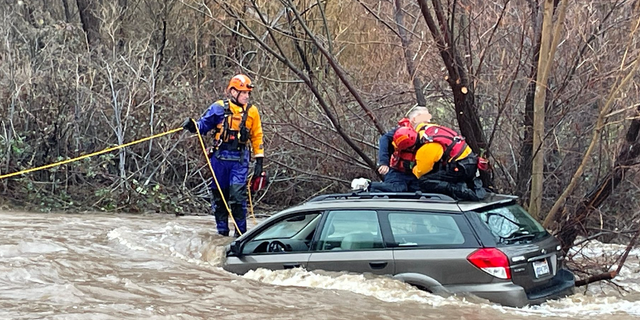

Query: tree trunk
[556,105,640,252]
[62,0,72,22]
[530,0,567,219]
[529,0,553,219]
[117,0,128,52]
[394,0,426,107]
[515,1,542,202]
[76,0,101,48]
[417,0,492,186]
[544,2,640,234]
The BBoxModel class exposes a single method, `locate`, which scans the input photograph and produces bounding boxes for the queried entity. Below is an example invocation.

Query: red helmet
[392,126,418,151]
[227,74,254,92]
[397,117,411,127]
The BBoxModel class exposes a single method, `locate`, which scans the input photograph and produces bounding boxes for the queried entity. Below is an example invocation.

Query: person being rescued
[362,106,435,192]
[368,119,420,192]
[408,116,487,201]
[352,106,487,201]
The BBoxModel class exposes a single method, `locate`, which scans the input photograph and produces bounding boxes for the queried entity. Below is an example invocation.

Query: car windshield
[476,204,548,244]
[254,213,320,240]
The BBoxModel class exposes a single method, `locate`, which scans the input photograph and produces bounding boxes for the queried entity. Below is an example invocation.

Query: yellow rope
[247,174,257,226]
[0,128,183,180]
[193,124,241,236]
[0,125,247,236]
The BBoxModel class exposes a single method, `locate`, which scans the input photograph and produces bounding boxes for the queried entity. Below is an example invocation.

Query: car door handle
[283,263,301,269]
[369,261,388,269]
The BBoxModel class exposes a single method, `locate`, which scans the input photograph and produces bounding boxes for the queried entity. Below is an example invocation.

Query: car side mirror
[229,240,243,257]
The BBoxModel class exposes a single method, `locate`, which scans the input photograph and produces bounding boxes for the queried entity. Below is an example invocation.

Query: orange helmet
[227,74,254,92]
[392,126,418,151]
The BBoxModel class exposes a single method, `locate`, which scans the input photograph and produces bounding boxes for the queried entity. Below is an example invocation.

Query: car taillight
[467,248,511,279]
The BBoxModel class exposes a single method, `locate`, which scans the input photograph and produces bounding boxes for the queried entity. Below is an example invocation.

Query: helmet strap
[230,89,241,105]
[411,138,419,151]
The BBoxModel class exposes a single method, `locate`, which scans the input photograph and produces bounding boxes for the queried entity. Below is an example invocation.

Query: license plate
[533,259,550,278]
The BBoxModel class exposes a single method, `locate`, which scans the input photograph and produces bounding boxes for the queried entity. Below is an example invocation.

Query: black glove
[182,118,196,133]
[253,157,264,178]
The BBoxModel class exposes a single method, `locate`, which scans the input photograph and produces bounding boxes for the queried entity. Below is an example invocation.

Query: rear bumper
[525,268,575,304]
[445,268,575,308]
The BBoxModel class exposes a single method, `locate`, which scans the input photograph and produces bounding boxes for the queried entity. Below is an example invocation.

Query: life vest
[418,124,468,163]
[214,99,253,151]
[389,150,416,173]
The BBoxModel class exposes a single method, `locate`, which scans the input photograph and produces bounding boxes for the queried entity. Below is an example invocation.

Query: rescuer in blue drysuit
[182,74,265,236]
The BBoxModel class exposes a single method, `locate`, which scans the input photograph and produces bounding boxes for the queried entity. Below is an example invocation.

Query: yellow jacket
[412,123,472,178]
[206,99,264,157]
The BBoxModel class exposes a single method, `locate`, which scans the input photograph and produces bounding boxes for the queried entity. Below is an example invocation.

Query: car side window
[242,212,321,254]
[388,212,464,246]
[315,210,384,251]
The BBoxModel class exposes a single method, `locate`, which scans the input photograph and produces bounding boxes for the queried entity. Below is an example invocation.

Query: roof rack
[307,191,455,202]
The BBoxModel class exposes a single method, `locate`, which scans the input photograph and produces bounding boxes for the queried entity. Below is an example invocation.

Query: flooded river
[1,211,639,319]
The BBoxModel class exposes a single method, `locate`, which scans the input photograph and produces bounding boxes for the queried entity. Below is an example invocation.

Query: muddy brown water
[1,211,638,319]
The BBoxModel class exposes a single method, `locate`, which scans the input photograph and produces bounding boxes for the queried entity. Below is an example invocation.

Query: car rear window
[476,204,548,244]
[388,212,465,246]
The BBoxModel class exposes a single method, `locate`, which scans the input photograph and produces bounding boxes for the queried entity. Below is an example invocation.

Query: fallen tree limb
[575,271,617,287]
[575,221,640,287]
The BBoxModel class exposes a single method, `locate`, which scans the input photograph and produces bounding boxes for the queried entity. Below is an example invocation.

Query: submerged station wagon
[223,192,575,307]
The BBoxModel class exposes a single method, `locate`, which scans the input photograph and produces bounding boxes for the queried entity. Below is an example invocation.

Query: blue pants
[210,149,249,235]
[370,169,420,192]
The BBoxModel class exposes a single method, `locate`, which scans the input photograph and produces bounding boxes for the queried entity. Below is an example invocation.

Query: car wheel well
[408,282,432,293]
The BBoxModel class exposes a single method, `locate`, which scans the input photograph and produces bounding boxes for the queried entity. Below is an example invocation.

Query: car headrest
[340,232,377,250]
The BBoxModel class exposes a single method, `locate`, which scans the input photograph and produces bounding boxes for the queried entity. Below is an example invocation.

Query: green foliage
[130,180,184,214]
[94,188,117,211]
[10,136,28,158]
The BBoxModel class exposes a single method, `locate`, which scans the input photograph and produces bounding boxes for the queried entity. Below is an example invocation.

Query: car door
[306,210,394,275]
[224,211,321,274]
[383,210,481,286]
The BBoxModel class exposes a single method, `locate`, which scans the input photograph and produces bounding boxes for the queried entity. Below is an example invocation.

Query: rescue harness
[418,124,469,166]
[211,99,253,157]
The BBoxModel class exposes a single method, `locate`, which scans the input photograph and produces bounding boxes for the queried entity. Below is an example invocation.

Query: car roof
[275,192,519,215]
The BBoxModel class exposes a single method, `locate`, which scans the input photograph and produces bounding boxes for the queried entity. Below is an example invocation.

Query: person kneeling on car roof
[408,120,487,201]
[352,106,487,200]
[365,106,434,192]
[368,121,418,192]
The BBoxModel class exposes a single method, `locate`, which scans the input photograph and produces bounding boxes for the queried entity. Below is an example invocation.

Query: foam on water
[106,222,230,266]
[244,267,640,317]
[243,239,640,319]
[243,268,459,306]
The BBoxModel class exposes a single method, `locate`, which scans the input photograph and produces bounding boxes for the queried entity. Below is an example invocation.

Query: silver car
[223,192,575,307]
